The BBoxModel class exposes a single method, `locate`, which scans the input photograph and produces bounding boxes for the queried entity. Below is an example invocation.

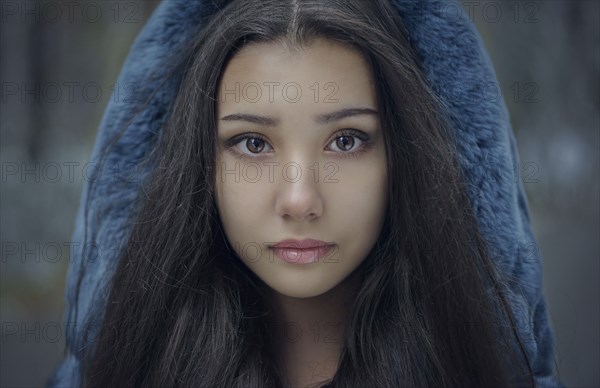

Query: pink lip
[271,239,334,265]
[272,239,331,249]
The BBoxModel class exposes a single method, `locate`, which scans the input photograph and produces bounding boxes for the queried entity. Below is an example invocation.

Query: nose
[274,164,324,221]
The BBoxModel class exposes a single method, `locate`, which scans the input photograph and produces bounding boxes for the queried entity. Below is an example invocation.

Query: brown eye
[325,129,372,158]
[246,138,265,153]
[335,136,355,151]
[224,133,273,159]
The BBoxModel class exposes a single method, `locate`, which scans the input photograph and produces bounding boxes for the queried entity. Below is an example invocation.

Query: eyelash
[223,129,373,161]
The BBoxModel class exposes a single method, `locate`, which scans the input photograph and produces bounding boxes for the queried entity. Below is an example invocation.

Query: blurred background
[1,1,598,387]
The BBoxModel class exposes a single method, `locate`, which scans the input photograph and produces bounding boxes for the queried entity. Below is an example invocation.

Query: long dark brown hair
[80,0,535,386]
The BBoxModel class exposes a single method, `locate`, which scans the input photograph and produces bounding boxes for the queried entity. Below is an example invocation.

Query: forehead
[216,38,377,114]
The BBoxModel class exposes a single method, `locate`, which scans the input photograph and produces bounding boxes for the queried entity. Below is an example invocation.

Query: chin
[270,280,338,299]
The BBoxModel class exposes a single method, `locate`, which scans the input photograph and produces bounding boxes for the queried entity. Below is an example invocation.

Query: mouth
[270,239,335,265]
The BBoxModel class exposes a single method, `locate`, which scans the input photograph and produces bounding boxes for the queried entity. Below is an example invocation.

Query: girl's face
[215,38,388,298]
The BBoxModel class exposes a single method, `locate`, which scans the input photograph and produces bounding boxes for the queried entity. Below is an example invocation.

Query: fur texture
[46,1,562,386]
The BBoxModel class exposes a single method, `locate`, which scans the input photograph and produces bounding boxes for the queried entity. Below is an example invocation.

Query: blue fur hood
[47,1,563,386]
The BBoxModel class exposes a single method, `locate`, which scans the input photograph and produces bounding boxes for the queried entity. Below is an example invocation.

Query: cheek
[337,159,387,271]
[215,159,271,240]
[337,189,386,234]
[327,159,388,243]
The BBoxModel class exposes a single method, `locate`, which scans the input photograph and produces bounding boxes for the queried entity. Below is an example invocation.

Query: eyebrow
[219,107,378,126]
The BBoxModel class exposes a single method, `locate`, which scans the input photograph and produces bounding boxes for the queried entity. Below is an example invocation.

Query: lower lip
[272,245,333,265]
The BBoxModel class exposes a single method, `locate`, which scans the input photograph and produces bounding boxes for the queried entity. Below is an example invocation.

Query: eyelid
[223,132,270,149]
[326,128,370,149]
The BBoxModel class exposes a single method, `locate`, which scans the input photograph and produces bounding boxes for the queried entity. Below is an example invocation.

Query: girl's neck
[263,269,363,387]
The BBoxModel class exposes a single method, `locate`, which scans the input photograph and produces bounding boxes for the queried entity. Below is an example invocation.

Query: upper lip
[270,239,333,249]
